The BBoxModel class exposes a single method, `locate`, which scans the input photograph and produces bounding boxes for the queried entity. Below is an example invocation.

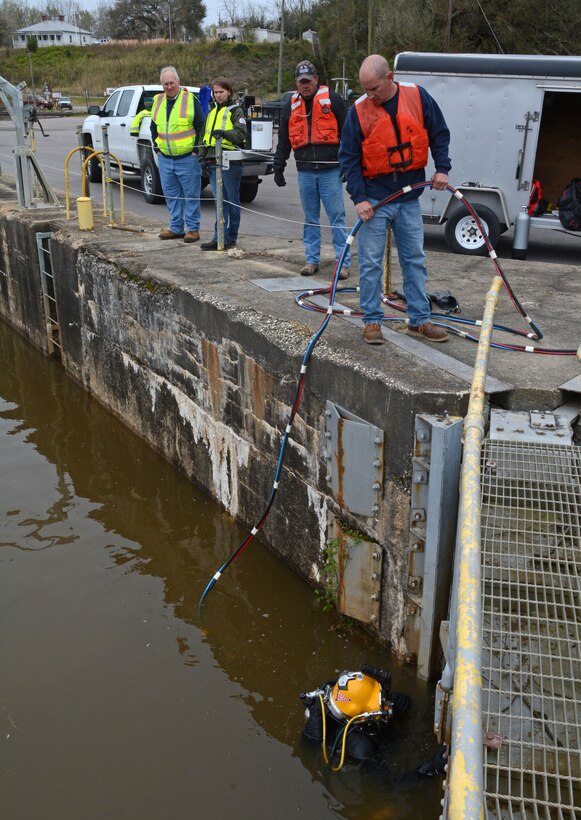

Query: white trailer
[393,52,581,257]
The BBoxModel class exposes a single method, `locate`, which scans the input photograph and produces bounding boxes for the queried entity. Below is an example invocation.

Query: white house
[215,26,281,44]
[252,28,281,44]
[12,15,93,49]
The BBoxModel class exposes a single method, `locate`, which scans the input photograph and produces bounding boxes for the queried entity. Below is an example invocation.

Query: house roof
[14,20,93,36]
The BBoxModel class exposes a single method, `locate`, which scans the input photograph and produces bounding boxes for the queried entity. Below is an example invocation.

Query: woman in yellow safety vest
[199,77,247,250]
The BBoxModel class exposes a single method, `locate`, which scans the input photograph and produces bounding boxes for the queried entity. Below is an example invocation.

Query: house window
[50,34,54,40]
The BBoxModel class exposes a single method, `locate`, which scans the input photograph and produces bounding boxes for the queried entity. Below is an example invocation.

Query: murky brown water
[1,319,443,820]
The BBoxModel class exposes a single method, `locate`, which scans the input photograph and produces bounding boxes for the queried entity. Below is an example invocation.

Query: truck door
[102,88,134,164]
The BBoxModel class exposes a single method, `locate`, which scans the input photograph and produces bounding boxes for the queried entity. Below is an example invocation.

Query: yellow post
[77,196,94,230]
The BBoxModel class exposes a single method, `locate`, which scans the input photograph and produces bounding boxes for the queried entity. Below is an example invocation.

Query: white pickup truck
[82,84,274,204]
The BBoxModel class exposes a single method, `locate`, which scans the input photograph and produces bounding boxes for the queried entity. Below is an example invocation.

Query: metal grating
[481,440,581,820]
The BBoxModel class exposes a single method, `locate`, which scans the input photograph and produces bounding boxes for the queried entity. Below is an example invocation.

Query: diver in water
[301,664,448,776]
[300,664,411,769]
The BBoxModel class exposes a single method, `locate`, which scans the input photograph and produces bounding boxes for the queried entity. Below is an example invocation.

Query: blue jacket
[339,84,451,204]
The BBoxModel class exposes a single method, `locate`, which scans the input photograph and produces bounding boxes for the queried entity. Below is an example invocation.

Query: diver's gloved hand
[417,744,448,776]
[274,169,286,187]
[390,692,411,714]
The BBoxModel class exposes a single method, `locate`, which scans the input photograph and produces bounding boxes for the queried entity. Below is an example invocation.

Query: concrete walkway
[73,203,581,412]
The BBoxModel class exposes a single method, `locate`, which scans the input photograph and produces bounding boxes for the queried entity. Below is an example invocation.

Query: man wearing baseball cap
[273,60,351,278]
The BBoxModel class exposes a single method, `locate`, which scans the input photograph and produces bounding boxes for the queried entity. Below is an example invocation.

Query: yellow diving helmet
[327,670,383,721]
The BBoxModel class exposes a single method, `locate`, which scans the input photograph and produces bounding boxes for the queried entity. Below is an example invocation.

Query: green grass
[1,39,310,101]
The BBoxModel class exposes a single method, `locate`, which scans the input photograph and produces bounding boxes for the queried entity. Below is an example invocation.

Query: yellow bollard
[77,196,94,230]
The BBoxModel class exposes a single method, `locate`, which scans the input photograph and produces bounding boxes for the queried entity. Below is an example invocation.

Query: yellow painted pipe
[448,275,503,820]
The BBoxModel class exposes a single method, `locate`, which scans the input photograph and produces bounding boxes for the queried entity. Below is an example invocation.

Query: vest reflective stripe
[288,85,339,150]
[355,84,429,178]
[151,88,196,155]
[202,103,238,151]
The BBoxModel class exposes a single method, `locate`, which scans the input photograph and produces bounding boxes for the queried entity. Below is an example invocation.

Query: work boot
[407,321,449,343]
[338,267,349,281]
[159,229,185,240]
[300,263,319,276]
[201,239,218,251]
[362,323,384,345]
[184,230,200,243]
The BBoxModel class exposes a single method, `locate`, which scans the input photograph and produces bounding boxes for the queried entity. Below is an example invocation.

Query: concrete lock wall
[0,204,468,659]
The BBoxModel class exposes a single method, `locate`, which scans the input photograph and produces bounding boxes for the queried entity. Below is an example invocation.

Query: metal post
[277,0,285,95]
[101,124,115,223]
[76,125,86,181]
[215,137,225,250]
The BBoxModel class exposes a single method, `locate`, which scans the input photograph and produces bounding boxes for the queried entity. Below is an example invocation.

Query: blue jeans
[208,163,244,243]
[358,197,430,326]
[157,152,201,234]
[298,168,351,268]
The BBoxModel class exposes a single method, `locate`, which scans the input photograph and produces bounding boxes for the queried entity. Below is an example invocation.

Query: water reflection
[0,319,442,819]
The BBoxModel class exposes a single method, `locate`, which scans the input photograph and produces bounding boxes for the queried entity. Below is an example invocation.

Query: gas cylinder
[512,205,530,260]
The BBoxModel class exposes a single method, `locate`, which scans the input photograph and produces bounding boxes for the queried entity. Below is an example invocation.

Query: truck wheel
[240,178,260,203]
[85,143,102,183]
[141,156,164,204]
[445,205,500,256]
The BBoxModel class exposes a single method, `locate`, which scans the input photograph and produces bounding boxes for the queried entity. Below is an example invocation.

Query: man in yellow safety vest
[150,66,205,243]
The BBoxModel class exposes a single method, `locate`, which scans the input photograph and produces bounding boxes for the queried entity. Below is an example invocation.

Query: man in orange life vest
[339,54,451,344]
[273,60,351,278]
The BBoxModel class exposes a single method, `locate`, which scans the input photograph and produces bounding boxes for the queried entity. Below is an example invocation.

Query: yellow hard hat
[328,671,382,720]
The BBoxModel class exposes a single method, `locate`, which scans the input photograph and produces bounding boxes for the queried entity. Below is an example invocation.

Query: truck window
[117,90,134,118]
[138,93,155,113]
[102,90,121,117]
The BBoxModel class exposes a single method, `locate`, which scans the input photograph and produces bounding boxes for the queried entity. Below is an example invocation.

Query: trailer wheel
[141,156,164,204]
[445,205,500,256]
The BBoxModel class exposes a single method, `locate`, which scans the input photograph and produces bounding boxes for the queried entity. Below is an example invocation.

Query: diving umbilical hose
[198,181,576,609]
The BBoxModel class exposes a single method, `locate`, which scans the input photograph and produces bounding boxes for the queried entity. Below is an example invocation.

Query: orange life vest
[288,86,339,150]
[355,83,429,179]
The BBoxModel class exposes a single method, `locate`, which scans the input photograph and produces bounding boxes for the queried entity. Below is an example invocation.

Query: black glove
[274,170,286,187]
[212,129,226,139]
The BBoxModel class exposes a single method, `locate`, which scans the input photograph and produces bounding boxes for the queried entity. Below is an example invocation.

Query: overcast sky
[76,0,225,28]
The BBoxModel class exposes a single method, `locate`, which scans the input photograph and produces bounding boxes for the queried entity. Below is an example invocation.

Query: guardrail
[439,275,503,819]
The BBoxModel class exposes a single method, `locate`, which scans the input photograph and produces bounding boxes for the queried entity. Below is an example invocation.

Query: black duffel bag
[557,178,581,231]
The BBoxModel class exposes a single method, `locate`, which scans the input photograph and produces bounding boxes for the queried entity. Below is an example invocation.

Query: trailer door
[532,88,581,208]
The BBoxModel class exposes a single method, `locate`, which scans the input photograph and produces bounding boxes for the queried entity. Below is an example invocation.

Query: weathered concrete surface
[1,191,580,661]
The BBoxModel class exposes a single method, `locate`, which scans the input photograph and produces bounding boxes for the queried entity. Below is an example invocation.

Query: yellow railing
[447,275,503,820]
[64,147,125,225]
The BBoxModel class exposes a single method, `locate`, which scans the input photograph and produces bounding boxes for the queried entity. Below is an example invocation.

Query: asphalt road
[1,115,580,265]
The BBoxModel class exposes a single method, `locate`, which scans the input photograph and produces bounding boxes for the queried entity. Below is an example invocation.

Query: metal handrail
[446,275,503,820]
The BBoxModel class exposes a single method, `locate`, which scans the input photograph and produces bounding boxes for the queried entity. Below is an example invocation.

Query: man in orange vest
[274,60,351,278]
[151,66,205,243]
[339,54,451,344]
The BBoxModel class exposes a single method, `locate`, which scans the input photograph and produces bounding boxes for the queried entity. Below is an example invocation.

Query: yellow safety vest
[203,104,238,151]
[151,88,197,156]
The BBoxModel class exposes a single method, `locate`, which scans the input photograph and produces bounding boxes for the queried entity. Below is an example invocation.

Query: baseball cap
[295,60,317,79]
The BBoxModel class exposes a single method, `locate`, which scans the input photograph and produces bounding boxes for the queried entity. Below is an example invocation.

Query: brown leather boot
[407,322,448,343]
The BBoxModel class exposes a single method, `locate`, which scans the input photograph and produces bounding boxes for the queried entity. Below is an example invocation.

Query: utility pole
[277,0,285,95]
[444,0,453,51]
[368,0,375,53]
